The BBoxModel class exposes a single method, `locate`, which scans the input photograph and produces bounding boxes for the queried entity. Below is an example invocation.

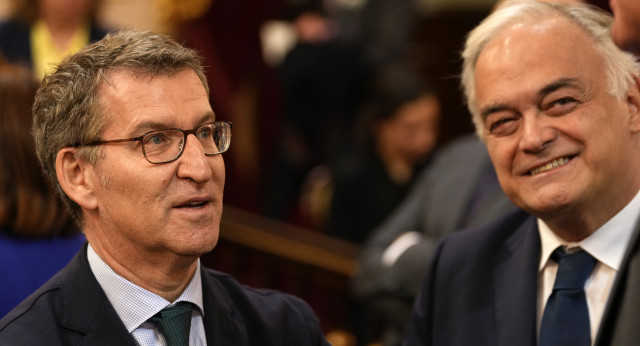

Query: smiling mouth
[529,157,571,176]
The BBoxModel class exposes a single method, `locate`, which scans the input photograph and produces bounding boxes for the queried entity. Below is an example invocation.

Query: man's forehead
[479,16,594,62]
[98,67,202,90]
[474,17,603,103]
[99,69,161,90]
[96,68,213,134]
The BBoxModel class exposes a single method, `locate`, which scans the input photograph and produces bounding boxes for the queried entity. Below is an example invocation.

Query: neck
[542,184,640,243]
[85,230,198,302]
[542,216,595,243]
[42,17,84,51]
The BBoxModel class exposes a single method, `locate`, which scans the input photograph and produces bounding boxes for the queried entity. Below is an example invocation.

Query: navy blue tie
[539,248,596,346]
[148,302,193,346]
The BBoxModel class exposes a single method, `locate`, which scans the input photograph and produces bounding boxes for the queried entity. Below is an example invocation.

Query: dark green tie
[148,302,193,346]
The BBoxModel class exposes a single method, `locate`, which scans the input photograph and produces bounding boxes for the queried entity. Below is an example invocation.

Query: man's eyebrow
[128,112,216,136]
[198,112,216,124]
[538,77,583,98]
[128,121,169,136]
[479,78,584,120]
[480,103,510,120]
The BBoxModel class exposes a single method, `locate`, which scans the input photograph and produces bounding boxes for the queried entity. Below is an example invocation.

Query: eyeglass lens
[141,122,230,163]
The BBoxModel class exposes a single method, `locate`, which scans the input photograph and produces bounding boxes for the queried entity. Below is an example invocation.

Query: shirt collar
[538,187,640,272]
[87,244,204,333]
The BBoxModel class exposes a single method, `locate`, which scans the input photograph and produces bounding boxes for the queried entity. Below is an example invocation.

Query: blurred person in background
[327,63,440,244]
[0,0,109,79]
[610,0,640,55]
[0,60,82,317]
[264,0,420,226]
[264,1,366,224]
[350,134,514,346]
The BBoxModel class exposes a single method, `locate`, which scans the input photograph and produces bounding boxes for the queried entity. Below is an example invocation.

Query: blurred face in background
[610,0,640,55]
[39,0,94,24]
[376,93,440,166]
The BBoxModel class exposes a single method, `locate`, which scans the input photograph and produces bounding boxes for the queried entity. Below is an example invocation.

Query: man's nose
[176,134,214,182]
[518,114,557,153]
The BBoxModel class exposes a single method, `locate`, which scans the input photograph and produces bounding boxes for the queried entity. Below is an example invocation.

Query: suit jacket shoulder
[405,209,540,346]
[0,243,135,346]
[0,243,328,346]
[200,267,329,346]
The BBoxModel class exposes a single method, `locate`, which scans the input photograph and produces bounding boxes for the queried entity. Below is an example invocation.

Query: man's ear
[56,148,99,211]
[626,75,640,132]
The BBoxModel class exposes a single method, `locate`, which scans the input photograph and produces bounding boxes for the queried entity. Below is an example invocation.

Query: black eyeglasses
[72,121,232,164]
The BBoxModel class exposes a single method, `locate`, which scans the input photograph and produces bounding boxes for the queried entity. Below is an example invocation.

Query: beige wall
[99,0,166,33]
[0,0,166,33]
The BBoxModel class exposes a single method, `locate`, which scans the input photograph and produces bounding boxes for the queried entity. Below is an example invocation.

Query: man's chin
[170,232,219,258]
[519,198,575,221]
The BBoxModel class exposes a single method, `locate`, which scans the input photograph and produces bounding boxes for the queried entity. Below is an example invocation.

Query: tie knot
[148,302,193,346]
[551,248,596,291]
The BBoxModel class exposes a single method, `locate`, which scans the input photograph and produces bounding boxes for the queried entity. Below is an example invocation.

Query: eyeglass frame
[70,121,232,164]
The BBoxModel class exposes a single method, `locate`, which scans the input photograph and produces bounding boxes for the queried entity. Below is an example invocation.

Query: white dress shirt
[537,188,640,344]
[87,244,208,345]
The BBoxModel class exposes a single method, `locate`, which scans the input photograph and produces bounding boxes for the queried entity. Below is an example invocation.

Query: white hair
[461,1,640,136]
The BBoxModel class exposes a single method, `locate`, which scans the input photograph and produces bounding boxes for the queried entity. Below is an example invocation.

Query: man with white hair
[405,2,640,345]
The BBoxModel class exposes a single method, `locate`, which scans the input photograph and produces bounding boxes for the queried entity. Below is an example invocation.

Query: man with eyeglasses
[0,30,329,346]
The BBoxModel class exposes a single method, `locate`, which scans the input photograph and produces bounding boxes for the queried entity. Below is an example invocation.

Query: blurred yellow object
[325,329,356,346]
[30,19,90,79]
[155,0,212,31]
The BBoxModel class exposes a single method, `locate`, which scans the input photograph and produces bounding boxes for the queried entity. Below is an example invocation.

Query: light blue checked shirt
[87,244,208,345]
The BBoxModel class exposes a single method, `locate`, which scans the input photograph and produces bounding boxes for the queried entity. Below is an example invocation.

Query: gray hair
[32,30,209,223]
[461,1,639,137]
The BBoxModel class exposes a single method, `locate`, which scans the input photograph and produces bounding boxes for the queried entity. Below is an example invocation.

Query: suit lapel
[201,269,251,345]
[493,215,539,346]
[59,243,137,346]
[595,215,640,345]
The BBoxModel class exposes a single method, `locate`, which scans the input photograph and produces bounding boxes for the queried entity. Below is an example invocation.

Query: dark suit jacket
[596,208,640,345]
[0,19,109,70]
[404,208,640,346]
[0,243,329,345]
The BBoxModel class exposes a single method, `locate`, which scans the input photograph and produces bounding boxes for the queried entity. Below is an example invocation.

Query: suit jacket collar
[492,214,540,346]
[594,211,640,345]
[53,242,297,346]
[486,209,640,346]
[61,243,258,345]
[59,242,137,345]
[200,268,252,345]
